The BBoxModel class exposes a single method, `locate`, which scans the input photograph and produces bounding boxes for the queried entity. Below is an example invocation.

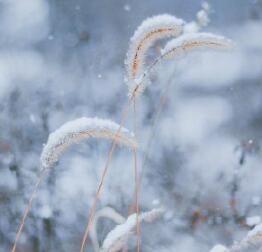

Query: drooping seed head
[125,14,184,97]
[100,208,164,252]
[40,117,137,169]
[161,32,233,59]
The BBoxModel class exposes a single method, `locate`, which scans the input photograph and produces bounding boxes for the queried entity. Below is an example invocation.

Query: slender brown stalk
[122,77,171,252]
[133,99,140,252]
[128,193,135,215]
[139,77,172,182]
[127,74,173,221]
[122,166,136,252]
[79,101,132,252]
[133,149,140,252]
[11,168,47,252]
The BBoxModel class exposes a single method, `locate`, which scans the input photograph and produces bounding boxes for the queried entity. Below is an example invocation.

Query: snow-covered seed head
[139,207,165,223]
[100,208,164,252]
[40,117,137,169]
[161,32,233,59]
[90,207,125,252]
[125,14,184,97]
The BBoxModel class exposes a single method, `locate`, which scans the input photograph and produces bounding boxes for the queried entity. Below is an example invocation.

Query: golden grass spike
[125,14,184,97]
[129,32,233,97]
[161,32,233,59]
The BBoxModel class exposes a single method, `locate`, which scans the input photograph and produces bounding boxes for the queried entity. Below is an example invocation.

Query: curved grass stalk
[12,116,137,252]
[230,223,262,252]
[127,31,233,241]
[128,72,174,220]
[90,207,125,252]
[126,14,184,97]
[209,223,262,252]
[100,208,164,252]
[130,32,233,98]
[83,18,233,252]
[161,32,233,59]
[11,169,47,252]
[41,117,137,169]
[12,13,235,252]
[79,102,134,252]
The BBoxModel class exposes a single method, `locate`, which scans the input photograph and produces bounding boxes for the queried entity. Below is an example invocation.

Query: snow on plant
[41,117,137,169]
[90,207,126,252]
[161,33,233,59]
[12,117,137,252]
[11,5,235,252]
[129,32,233,98]
[125,14,184,97]
[100,208,164,252]
[209,223,262,252]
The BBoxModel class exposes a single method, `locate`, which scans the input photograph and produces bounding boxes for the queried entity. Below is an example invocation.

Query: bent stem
[79,101,132,252]
[11,168,47,252]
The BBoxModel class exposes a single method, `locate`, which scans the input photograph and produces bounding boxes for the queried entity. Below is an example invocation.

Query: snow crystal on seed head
[40,117,136,169]
[126,14,184,81]
[161,32,233,58]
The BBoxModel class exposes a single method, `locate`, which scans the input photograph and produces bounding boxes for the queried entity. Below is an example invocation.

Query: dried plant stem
[128,73,173,217]
[126,14,184,82]
[128,194,135,215]
[130,33,233,98]
[140,73,173,181]
[11,168,47,252]
[79,145,115,252]
[134,149,140,252]
[133,99,140,252]
[122,192,135,252]
[79,101,133,252]
[122,242,129,252]
[122,98,140,252]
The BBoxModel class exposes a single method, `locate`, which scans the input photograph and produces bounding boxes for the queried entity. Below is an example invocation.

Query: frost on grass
[40,117,137,169]
[161,32,233,59]
[210,223,262,252]
[129,33,233,98]
[230,223,262,252]
[90,207,125,252]
[100,208,164,252]
[125,14,184,97]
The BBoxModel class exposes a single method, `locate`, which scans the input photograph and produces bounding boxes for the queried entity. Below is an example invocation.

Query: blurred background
[0,0,262,251]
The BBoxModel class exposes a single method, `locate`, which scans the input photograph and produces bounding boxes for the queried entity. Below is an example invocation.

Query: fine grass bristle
[41,117,138,169]
[125,14,184,96]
